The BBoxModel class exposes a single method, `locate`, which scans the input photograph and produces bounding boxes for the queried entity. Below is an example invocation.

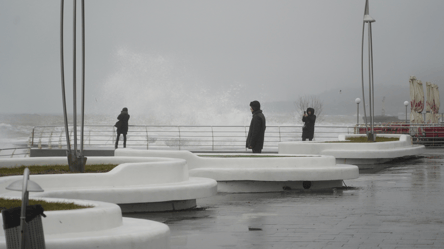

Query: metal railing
[27,124,444,152]
[355,123,444,146]
[0,147,30,158]
[27,125,358,152]
[3,123,444,158]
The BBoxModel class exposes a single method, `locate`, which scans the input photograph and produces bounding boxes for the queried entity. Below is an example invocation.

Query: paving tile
[126,150,444,249]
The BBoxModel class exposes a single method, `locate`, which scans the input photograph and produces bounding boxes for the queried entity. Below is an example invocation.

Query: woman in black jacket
[115,107,130,149]
[302,107,316,141]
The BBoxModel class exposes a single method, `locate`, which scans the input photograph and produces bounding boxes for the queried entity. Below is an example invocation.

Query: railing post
[31,127,35,146]
[112,126,115,145]
[245,126,248,152]
[10,149,16,158]
[48,131,53,149]
[279,126,281,142]
[146,127,149,150]
[211,127,214,151]
[58,131,63,149]
[70,129,74,149]
[178,126,181,150]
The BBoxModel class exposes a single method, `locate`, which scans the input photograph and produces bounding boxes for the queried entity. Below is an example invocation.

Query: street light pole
[59,0,71,157]
[80,0,86,171]
[404,101,409,123]
[356,98,361,125]
[60,0,87,172]
[361,0,376,141]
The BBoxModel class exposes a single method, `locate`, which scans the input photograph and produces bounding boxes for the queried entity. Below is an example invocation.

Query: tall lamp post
[404,101,409,123]
[60,0,87,172]
[361,0,376,141]
[355,98,361,125]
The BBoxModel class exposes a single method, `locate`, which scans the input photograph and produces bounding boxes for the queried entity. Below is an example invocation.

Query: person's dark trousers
[115,132,127,149]
[252,148,262,153]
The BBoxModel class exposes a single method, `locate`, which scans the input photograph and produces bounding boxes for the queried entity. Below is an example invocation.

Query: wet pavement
[124,148,444,249]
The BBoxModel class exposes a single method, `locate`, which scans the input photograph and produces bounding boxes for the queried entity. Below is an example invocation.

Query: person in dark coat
[302,107,316,141]
[246,100,266,153]
[115,107,130,149]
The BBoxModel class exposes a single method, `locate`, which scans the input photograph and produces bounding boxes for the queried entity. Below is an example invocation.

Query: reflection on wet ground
[124,149,444,249]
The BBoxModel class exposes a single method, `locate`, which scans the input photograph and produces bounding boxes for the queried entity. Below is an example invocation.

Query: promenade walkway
[125,148,444,249]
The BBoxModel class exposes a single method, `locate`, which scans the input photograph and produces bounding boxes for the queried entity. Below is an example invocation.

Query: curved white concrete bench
[0,197,170,249]
[0,157,217,212]
[115,149,359,192]
[0,156,181,168]
[278,134,425,166]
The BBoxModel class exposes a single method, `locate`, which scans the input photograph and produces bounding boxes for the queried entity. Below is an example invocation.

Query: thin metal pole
[73,0,78,155]
[365,0,369,15]
[405,105,408,123]
[360,22,368,130]
[31,128,35,146]
[80,0,85,156]
[369,23,375,136]
[357,103,360,124]
[60,0,71,152]
[245,126,248,152]
[146,127,149,150]
[178,127,181,150]
[368,23,373,136]
[211,127,214,151]
[19,168,30,249]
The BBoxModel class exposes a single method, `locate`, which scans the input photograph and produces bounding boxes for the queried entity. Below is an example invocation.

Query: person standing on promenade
[302,107,316,141]
[246,100,266,153]
[115,107,130,149]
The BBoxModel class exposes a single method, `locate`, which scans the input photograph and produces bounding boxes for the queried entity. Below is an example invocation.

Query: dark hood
[250,101,261,112]
[306,107,315,115]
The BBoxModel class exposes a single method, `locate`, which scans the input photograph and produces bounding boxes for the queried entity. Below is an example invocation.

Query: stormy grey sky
[1,0,443,116]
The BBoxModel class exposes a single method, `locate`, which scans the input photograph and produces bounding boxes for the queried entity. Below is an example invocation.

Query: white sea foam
[92,48,249,125]
[88,49,359,128]
[0,49,358,149]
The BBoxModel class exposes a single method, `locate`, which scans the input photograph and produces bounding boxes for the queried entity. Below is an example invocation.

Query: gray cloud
[1,0,443,116]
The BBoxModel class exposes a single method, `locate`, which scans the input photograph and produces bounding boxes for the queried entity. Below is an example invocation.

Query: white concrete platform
[0,197,170,249]
[0,157,217,212]
[115,149,359,192]
[278,134,425,166]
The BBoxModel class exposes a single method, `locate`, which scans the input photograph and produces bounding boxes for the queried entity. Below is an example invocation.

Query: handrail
[26,124,345,151]
[27,124,444,151]
[0,147,30,158]
[3,124,444,158]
